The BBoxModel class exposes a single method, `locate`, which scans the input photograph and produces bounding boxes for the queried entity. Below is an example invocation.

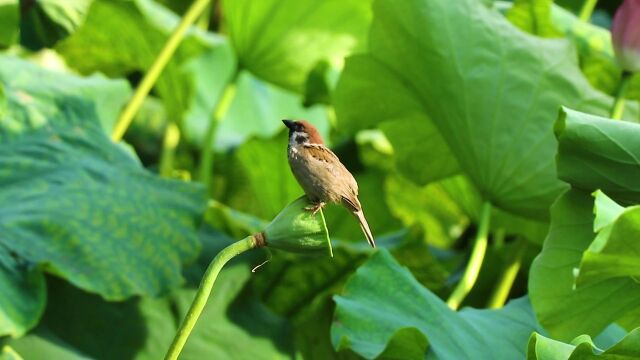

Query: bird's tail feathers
[353,210,375,248]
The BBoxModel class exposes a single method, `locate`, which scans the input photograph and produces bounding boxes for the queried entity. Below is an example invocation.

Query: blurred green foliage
[1,0,640,359]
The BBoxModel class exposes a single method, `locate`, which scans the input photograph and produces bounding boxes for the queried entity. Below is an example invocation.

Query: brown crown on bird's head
[282,119,324,144]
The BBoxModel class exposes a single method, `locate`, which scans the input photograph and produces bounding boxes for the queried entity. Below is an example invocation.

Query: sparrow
[282,119,375,247]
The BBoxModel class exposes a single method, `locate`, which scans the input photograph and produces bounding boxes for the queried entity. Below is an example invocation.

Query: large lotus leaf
[529,189,640,340]
[0,55,130,133]
[210,71,329,151]
[0,251,45,338]
[555,108,640,205]
[336,0,624,220]
[334,55,459,185]
[0,56,206,336]
[332,250,543,360]
[55,0,235,125]
[20,0,92,50]
[575,191,640,288]
[10,229,293,360]
[530,105,640,339]
[379,115,459,185]
[527,328,640,360]
[221,0,371,92]
[0,0,18,47]
[0,113,206,296]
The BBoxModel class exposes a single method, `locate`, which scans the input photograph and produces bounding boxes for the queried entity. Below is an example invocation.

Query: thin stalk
[611,71,632,120]
[159,122,181,177]
[112,0,212,142]
[446,201,491,310]
[164,235,260,360]
[197,79,238,189]
[196,2,212,30]
[487,237,528,309]
[578,0,598,22]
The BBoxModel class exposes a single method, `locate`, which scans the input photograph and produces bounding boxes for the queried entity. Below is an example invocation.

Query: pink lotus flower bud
[612,0,640,72]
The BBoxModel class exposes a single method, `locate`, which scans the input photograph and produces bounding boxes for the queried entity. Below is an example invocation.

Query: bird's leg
[304,201,326,216]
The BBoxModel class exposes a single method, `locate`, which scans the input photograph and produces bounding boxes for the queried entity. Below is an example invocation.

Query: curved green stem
[164,235,259,360]
[196,1,214,30]
[197,79,238,190]
[112,0,212,141]
[611,71,632,120]
[446,201,491,310]
[487,237,527,309]
[578,0,598,22]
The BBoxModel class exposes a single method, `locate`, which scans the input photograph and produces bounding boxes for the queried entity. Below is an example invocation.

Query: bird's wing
[304,143,360,195]
[303,143,340,163]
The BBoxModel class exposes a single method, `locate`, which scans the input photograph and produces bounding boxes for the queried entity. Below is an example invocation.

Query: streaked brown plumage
[282,119,375,247]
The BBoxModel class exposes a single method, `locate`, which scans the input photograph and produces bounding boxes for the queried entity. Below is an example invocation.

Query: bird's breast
[287,145,341,203]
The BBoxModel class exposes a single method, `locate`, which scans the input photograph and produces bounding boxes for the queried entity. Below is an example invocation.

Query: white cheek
[290,131,309,145]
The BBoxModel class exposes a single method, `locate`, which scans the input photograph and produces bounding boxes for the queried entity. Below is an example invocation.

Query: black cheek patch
[295,135,306,144]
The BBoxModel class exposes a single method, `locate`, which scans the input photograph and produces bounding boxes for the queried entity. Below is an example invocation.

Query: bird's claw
[304,202,325,216]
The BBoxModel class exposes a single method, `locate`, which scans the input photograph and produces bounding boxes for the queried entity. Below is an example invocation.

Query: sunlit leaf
[575,191,640,288]
[336,0,625,219]
[527,328,640,360]
[506,0,562,37]
[529,190,640,340]
[221,0,372,92]
[384,174,468,248]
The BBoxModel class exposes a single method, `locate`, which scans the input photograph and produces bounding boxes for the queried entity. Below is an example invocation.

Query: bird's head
[282,119,324,145]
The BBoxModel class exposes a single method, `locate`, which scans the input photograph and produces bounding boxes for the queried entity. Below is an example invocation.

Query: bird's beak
[282,119,295,130]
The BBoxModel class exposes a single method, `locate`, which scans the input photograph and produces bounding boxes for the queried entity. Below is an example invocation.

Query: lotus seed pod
[261,196,333,256]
